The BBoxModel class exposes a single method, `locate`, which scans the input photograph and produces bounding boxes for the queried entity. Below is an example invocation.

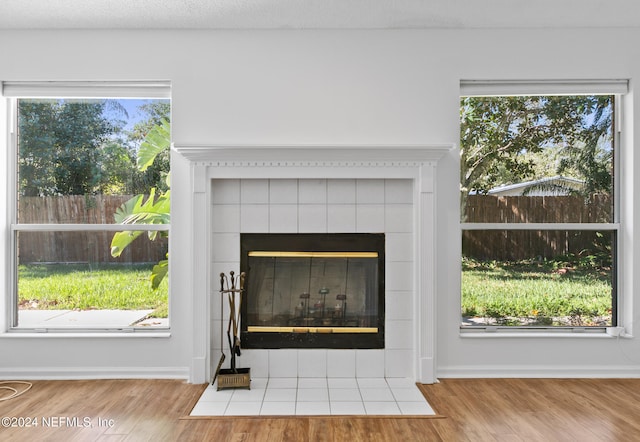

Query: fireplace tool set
[213,271,250,390]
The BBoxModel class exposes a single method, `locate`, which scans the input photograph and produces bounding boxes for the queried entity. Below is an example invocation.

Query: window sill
[0,330,171,338]
[460,327,630,339]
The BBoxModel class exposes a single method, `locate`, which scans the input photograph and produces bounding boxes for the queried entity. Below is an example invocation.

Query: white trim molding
[173,144,454,384]
[0,366,190,380]
[438,364,640,379]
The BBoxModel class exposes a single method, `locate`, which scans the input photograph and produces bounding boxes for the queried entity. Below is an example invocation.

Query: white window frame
[459,79,628,335]
[2,80,171,333]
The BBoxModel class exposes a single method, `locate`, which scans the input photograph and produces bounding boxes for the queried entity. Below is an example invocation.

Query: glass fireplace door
[246,252,379,333]
[240,233,385,349]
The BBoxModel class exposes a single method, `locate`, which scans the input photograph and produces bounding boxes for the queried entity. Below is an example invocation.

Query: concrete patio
[17,310,168,328]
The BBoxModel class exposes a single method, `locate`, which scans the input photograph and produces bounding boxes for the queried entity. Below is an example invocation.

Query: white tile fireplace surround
[173,145,452,384]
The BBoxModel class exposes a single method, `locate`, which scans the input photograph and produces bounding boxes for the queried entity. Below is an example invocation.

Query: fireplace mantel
[173,144,453,384]
[173,144,452,165]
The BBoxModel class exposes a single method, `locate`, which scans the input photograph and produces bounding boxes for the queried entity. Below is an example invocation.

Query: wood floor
[1,378,639,441]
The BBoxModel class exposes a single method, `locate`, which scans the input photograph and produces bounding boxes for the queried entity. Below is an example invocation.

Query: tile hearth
[190,377,435,417]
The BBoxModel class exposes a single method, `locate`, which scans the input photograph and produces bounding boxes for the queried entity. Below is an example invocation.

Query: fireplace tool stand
[213,271,250,390]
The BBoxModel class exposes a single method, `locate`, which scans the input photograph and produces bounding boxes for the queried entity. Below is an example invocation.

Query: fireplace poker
[212,273,227,384]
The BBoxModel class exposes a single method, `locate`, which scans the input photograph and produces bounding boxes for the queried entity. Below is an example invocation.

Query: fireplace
[173,143,451,383]
[240,233,385,349]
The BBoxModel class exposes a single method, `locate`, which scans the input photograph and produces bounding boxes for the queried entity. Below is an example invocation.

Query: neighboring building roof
[486,176,585,196]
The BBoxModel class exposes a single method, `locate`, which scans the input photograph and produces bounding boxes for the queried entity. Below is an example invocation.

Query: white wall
[0,28,639,380]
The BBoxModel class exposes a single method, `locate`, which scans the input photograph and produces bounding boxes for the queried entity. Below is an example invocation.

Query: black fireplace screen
[240,233,385,349]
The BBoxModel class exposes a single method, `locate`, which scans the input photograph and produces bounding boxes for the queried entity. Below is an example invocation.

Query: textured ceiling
[1,0,639,30]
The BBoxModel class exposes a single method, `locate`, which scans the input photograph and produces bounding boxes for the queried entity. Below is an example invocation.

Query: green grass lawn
[462,257,612,326]
[18,263,168,318]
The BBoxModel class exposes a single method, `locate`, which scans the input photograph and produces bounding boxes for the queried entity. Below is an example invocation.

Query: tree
[460,95,613,197]
[110,119,171,289]
[17,99,138,196]
[18,100,117,196]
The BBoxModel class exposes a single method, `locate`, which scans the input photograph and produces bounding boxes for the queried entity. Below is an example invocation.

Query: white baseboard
[0,366,190,381]
[437,364,640,379]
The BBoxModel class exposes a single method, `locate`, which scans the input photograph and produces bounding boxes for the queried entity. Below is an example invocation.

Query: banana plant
[111,119,170,289]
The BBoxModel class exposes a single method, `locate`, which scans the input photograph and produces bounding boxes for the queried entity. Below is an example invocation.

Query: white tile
[190,376,435,417]
[240,204,269,232]
[385,261,413,291]
[298,204,327,233]
[269,205,298,232]
[190,401,228,416]
[385,291,412,321]
[269,350,298,377]
[385,350,413,378]
[330,401,366,415]
[211,205,240,232]
[385,204,413,233]
[364,401,401,415]
[212,179,240,204]
[329,388,361,402]
[239,351,269,379]
[385,320,413,350]
[269,179,298,204]
[356,205,385,232]
[386,378,417,389]
[268,377,298,388]
[260,401,296,416]
[211,233,240,262]
[327,350,356,378]
[397,401,435,415]
[297,388,329,402]
[390,387,426,402]
[296,401,330,415]
[384,180,413,204]
[248,377,269,390]
[298,350,327,378]
[197,386,234,402]
[251,378,269,390]
[230,388,267,402]
[359,387,395,402]
[356,351,385,378]
[356,180,385,204]
[328,377,358,389]
[225,401,262,416]
[299,179,327,204]
[211,321,223,351]
[327,205,356,232]
[241,179,269,204]
[356,378,388,388]
[385,233,413,262]
[264,388,297,402]
[298,378,327,389]
[328,179,356,204]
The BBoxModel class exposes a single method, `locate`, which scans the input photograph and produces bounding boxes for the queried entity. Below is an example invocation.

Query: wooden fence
[17,195,168,264]
[463,195,612,260]
[17,194,612,263]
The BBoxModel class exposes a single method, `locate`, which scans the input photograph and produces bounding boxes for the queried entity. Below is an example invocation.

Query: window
[460,80,626,330]
[3,81,171,331]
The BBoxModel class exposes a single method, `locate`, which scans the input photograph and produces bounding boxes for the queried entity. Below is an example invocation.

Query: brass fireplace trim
[247,326,378,333]
[247,251,378,258]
